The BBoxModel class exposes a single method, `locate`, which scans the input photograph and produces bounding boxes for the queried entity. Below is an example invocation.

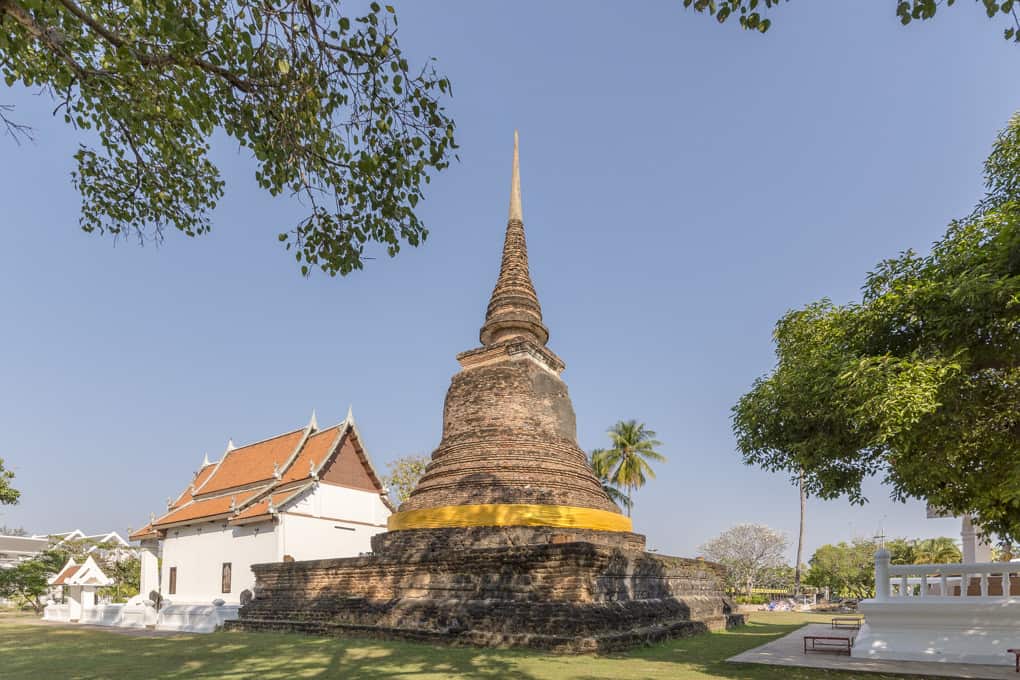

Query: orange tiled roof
[128,523,158,541]
[154,487,266,527]
[138,417,387,532]
[168,463,218,511]
[198,429,306,494]
[231,484,313,523]
[281,426,339,484]
[51,564,81,586]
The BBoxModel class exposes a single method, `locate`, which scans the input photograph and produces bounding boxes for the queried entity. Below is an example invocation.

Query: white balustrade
[873,554,1017,602]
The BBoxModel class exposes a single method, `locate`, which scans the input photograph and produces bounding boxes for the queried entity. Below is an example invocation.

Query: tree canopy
[382,454,428,505]
[700,523,788,597]
[589,449,632,513]
[0,457,18,505]
[590,420,666,517]
[683,0,1020,42]
[804,536,961,598]
[0,1,455,276]
[733,114,1020,540]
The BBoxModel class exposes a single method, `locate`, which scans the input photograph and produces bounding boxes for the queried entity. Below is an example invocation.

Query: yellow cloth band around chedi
[387,503,634,532]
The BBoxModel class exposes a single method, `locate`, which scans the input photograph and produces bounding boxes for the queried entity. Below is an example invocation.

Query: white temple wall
[290,483,391,526]
[277,512,378,561]
[138,544,159,598]
[160,521,276,605]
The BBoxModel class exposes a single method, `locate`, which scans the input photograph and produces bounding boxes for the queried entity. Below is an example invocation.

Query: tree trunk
[626,485,632,517]
[795,470,805,596]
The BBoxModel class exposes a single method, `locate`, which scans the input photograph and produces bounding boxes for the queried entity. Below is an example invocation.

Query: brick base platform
[227,539,742,653]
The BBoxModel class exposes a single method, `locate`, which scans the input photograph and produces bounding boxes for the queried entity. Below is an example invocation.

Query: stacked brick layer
[399,358,618,513]
[229,542,741,653]
[371,526,647,554]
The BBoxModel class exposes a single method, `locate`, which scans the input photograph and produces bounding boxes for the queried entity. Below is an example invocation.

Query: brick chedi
[385,131,628,545]
[229,132,742,652]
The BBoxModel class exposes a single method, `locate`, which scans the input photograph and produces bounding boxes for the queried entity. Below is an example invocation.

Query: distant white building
[1,530,134,571]
[0,535,49,569]
[42,530,136,563]
[126,409,392,632]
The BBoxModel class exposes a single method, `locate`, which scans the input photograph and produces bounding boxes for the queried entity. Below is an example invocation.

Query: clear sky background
[0,2,1017,561]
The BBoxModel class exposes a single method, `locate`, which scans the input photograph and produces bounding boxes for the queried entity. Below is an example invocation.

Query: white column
[875,547,891,601]
[139,544,159,599]
[962,516,994,563]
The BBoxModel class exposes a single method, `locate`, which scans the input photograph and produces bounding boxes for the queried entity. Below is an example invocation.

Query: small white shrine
[44,556,114,622]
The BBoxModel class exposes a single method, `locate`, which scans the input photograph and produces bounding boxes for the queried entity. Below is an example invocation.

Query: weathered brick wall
[233,542,740,652]
[371,526,647,554]
[401,357,618,513]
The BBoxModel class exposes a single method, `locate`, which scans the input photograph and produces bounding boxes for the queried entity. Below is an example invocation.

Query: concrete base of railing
[854,597,1020,665]
[155,603,240,633]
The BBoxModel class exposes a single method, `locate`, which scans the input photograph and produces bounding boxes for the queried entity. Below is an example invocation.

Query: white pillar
[962,516,994,564]
[139,544,159,599]
[875,547,891,601]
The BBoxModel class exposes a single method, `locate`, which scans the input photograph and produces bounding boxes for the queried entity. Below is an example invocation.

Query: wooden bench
[804,635,853,656]
[831,616,863,630]
[1007,648,1020,672]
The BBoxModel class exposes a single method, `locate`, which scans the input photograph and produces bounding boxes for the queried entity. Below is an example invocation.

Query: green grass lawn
[0,611,923,679]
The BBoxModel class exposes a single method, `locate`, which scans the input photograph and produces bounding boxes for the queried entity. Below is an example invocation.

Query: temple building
[125,409,392,632]
[231,133,739,652]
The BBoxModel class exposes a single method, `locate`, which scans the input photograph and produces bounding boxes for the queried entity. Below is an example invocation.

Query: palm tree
[596,420,666,517]
[590,448,631,513]
[912,537,962,564]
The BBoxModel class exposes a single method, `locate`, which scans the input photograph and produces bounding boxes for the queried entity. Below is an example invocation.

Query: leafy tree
[0,457,18,505]
[733,114,1020,540]
[804,539,877,599]
[99,555,140,602]
[0,525,27,536]
[382,454,428,505]
[589,449,632,513]
[884,538,918,566]
[700,523,788,597]
[0,549,64,612]
[593,420,666,517]
[0,1,455,276]
[910,537,962,564]
[682,0,1020,42]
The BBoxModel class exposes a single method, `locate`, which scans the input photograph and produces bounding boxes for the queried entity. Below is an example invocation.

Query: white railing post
[980,573,989,597]
[875,548,891,601]
[961,573,969,597]
[940,573,948,596]
[920,574,928,598]
[1002,571,1010,597]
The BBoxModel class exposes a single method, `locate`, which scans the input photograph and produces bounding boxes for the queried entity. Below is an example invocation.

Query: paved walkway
[728,623,1018,679]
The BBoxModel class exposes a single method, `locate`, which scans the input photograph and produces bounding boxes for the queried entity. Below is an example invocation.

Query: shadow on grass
[0,623,540,679]
[0,615,932,680]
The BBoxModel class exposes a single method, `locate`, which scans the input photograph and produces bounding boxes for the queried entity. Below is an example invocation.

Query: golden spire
[479,131,549,347]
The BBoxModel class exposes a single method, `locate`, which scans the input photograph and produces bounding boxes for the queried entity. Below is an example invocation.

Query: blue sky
[0,2,1016,560]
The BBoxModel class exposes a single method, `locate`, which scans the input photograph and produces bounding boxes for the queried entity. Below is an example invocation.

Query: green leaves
[682,0,1020,42]
[0,0,456,275]
[382,454,429,505]
[0,457,18,506]
[591,420,666,516]
[733,113,1020,540]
